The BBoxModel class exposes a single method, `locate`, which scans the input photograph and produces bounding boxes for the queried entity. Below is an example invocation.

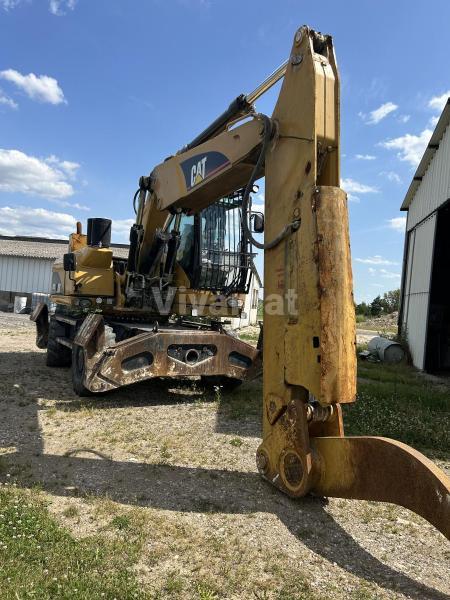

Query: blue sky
[1,0,449,302]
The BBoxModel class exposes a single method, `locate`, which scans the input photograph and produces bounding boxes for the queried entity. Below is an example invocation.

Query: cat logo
[191,156,207,187]
[180,151,231,191]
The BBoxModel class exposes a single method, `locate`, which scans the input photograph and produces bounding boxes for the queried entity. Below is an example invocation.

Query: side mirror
[251,212,264,234]
[63,252,76,272]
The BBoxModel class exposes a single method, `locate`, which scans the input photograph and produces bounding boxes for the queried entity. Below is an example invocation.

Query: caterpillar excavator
[31,25,450,539]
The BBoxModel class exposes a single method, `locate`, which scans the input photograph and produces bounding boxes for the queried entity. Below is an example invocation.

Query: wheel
[72,345,92,396]
[201,376,243,393]
[46,317,71,367]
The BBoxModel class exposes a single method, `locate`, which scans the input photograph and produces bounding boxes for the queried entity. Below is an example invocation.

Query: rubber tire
[201,376,243,393]
[46,317,71,367]
[72,345,93,397]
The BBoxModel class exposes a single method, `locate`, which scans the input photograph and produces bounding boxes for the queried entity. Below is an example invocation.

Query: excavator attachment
[257,25,450,540]
[312,437,450,540]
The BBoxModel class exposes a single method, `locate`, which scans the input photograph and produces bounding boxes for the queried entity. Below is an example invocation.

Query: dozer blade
[311,436,450,540]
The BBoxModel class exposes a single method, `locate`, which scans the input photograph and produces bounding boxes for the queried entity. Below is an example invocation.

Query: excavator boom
[31,24,450,540]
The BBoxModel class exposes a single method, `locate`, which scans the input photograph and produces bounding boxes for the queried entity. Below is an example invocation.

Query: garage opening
[425,200,450,372]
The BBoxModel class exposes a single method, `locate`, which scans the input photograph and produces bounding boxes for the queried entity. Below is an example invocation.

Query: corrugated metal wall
[407,123,450,231]
[401,214,436,369]
[0,256,54,294]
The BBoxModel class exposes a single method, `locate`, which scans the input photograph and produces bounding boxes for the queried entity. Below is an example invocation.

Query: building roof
[0,236,129,260]
[401,98,450,211]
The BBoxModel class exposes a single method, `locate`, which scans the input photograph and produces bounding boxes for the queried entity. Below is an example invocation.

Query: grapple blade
[311,436,450,540]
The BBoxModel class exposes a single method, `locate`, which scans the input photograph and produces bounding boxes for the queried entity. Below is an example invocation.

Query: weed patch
[0,486,147,599]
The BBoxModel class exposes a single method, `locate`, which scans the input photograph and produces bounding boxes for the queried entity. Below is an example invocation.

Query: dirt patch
[0,326,449,599]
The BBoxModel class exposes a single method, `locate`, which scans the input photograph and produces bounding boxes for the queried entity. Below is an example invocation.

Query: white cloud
[0,206,76,238]
[380,170,402,184]
[428,91,450,112]
[398,114,410,123]
[355,154,376,161]
[429,115,439,127]
[0,0,77,13]
[45,155,79,180]
[0,69,66,105]
[0,88,18,109]
[52,199,89,211]
[49,0,77,15]
[356,255,399,266]
[387,216,406,232]
[380,129,432,167]
[341,178,379,194]
[250,192,265,212]
[0,148,80,201]
[379,268,401,279]
[360,101,398,125]
[364,265,401,280]
[112,218,134,242]
[0,0,20,9]
[347,194,360,203]
[0,207,132,241]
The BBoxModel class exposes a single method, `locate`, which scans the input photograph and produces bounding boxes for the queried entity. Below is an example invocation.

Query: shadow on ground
[0,349,448,600]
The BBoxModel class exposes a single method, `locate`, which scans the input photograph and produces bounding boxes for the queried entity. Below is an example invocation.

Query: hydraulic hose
[241,114,300,250]
[132,188,140,215]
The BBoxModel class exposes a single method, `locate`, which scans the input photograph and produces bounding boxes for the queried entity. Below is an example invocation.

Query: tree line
[355,289,400,318]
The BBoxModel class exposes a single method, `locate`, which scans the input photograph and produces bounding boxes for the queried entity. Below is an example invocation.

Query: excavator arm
[134,26,450,539]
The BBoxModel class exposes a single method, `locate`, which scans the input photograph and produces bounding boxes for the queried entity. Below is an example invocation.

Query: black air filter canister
[87,218,112,248]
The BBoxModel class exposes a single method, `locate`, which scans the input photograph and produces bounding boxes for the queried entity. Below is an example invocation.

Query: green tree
[355,301,370,316]
[381,289,400,313]
[370,295,384,317]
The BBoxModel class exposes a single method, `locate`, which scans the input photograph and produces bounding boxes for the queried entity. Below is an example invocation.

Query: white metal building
[0,236,129,311]
[399,99,450,372]
[0,236,262,324]
[229,264,262,329]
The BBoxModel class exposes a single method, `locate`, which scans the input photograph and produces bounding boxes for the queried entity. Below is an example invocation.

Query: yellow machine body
[52,246,115,299]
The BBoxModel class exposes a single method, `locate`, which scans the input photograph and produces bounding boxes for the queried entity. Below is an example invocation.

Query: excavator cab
[175,190,255,294]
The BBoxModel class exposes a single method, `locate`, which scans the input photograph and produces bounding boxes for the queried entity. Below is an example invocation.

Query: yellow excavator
[31,25,450,539]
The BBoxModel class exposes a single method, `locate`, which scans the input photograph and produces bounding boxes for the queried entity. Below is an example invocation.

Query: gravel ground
[356,328,378,345]
[0,312,449,599]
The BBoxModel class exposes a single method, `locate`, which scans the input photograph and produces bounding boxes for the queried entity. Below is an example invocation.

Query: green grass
[356,320,397,333]
[195,581,219,600]
[238,332,259,344]
[220,361,449,459]
[229,437,243,447]
[344,361,449,457]
[62,505,79,519]
[219,380,261,421]
[110,514,131,531]
[0,486,148,600]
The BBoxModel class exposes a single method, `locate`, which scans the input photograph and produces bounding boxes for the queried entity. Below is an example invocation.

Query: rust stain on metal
[80,324,261,393]
[74,313,104,347]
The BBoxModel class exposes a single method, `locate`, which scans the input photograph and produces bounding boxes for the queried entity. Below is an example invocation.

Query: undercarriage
[31,303,261,396]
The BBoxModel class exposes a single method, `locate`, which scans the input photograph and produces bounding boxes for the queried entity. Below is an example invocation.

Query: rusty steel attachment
[306,402,336,423]
[257,25,450,541]
[69,313,260,394]
[311,437,450,540]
